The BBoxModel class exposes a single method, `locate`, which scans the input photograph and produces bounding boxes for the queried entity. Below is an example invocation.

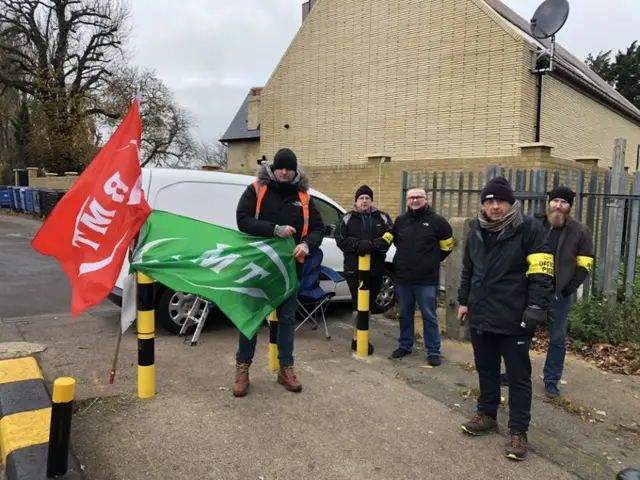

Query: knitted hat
[548,185,574,207]
[272,148,298,171]
[355,185,374,201]
[481,177,515,205]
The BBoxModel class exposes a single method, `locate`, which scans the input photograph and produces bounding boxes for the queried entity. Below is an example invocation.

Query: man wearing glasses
[390,187,453,365]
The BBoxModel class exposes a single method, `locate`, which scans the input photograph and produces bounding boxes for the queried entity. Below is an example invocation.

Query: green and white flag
[130,210,299,339]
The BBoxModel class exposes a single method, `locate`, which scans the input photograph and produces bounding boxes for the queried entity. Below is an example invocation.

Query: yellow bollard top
[52,377,76,404]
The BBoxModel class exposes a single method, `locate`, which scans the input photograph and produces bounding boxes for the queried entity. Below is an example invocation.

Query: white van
[108,167,397,334]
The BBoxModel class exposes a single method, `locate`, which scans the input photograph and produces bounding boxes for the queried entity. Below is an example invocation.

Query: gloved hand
[520,306,548,332]
[373,237,390,251]
[356,239,375,256]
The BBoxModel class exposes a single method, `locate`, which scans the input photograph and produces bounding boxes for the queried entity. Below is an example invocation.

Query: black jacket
[536,215,594,296]
[457,213,554,335]
[391,206,454,285]
[236,164,325,277]
[335,207,393,277]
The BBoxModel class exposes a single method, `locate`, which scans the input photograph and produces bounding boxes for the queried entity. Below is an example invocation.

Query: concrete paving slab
[69,330,574,480]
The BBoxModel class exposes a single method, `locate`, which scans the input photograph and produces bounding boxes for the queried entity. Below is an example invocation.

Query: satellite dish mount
[529,0,570,74]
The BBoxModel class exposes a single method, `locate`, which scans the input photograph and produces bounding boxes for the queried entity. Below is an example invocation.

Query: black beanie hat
[355,185,374,202]
[272,148,298,171]
[548,185,574,207]
[481,177,515,205]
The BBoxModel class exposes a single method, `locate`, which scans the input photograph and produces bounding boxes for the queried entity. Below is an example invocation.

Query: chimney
[247,87,262,131]
[302,0,316,23]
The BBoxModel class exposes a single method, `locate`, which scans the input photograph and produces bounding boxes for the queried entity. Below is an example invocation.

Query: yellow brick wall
[260,0,529,166]
[29,176,77,189]
[517,46,640,168]
[227,140,261,173]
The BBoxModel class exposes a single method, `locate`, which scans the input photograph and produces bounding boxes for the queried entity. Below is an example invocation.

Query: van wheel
[373,270,395,313]
[156,288,224,335]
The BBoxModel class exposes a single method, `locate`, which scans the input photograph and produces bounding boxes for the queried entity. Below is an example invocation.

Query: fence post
[400,171,408,213]
[444,217,473,341]
[603,138,627,310]
[624,172,640,298]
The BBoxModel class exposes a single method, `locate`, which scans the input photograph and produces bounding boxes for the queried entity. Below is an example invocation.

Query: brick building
[220,0,640,216]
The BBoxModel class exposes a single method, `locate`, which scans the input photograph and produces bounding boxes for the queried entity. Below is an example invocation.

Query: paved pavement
[0,212,637,479]
[0,215,72,319]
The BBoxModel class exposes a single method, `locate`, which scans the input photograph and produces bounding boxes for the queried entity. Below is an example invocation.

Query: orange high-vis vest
[252,181,310,263]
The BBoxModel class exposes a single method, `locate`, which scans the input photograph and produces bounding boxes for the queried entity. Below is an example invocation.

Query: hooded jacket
[391,205,454,285]
[335,206,393,277]
[236,163,325,277]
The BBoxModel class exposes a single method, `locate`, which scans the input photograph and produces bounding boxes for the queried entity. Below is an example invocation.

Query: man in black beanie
[539,186,593,397]
[336,185,393,354]
[457,177,554,461]
[234,147,325,396]
[500,185,594,397]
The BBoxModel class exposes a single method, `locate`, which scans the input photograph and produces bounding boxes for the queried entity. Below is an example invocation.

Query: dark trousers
[236,289,298,367]
[346,276,382,312]
[471,328,533,433]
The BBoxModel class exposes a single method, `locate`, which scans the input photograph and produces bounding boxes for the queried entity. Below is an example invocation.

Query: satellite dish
[530,0,570,40]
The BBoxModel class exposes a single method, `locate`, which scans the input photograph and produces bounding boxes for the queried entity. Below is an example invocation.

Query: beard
[547,206,568,228]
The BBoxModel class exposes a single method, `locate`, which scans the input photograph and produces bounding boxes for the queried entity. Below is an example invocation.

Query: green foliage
[585,40,640,109]
[569,292,640,346]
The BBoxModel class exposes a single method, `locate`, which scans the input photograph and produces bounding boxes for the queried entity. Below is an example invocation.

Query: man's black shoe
[351,339,374,355]
[390,347,411,359]
[427,355,441,366]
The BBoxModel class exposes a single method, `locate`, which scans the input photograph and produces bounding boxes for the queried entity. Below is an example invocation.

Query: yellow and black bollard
[46,377,76,478]
[136,271,155,399]
[356,253,371,357]
[268,310,279,371]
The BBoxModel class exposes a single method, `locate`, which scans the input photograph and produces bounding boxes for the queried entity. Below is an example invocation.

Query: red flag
[31,98,152,316]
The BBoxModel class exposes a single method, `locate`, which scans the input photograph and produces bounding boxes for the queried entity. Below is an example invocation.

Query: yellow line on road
[0,407,51,464]
[0,357,43,385]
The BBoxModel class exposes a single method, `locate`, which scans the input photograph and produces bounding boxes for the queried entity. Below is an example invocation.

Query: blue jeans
[236,289,298,367]
[396,283,441,357]
[543,293,571,391]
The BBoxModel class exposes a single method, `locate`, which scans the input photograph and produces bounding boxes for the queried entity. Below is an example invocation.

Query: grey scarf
[478,200,523,233]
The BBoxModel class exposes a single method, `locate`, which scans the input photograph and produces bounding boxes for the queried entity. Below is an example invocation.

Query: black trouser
[346,276,382,312]
[470,328,533,433]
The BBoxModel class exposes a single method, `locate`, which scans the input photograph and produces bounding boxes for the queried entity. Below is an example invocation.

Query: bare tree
[101,65,195,168]
[0,0,131,172]
[193,138,228,169]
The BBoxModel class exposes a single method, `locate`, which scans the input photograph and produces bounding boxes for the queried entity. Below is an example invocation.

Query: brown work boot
[506,431,528,461]
[461,412,498,436]
[233,361,251,397]
[277,366,302,392]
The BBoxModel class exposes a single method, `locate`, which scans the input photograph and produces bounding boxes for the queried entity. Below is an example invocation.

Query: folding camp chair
[295,248,345,340]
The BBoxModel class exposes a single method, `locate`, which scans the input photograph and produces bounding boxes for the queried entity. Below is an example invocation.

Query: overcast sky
[128,0,640,143]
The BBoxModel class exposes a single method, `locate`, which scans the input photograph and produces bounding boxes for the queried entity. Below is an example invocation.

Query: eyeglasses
[407,196,426,201]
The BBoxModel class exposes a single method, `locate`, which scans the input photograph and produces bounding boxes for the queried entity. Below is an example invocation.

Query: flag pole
[108,328,123,384]
[136,271,156,398]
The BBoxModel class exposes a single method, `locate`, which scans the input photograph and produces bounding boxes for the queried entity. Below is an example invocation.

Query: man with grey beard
[539,186,594,397]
